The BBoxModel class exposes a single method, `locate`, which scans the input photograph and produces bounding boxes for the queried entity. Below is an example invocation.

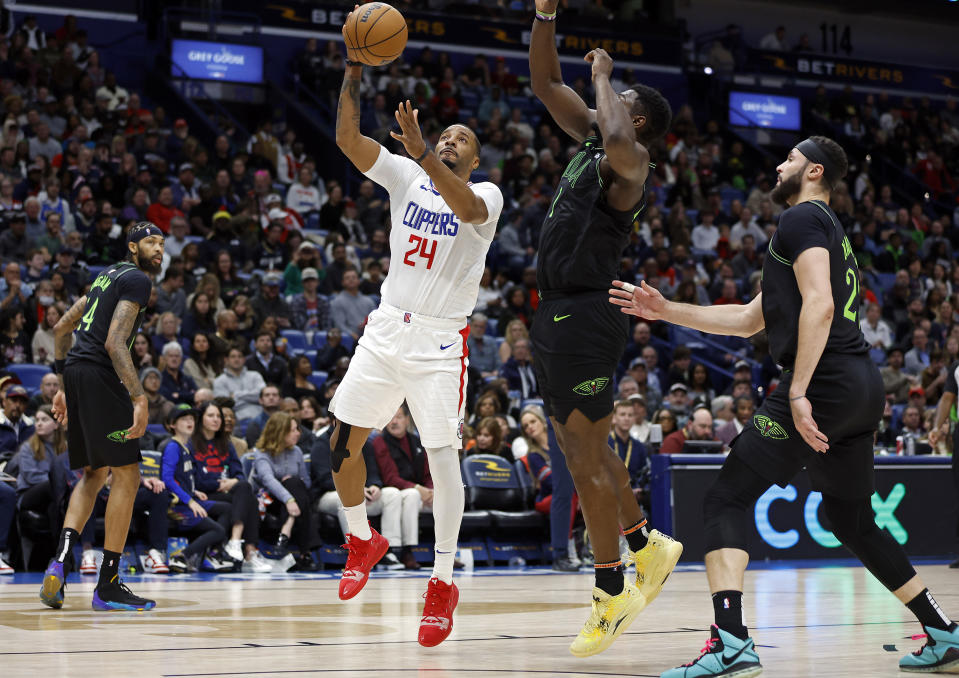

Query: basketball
[342,2,408,67]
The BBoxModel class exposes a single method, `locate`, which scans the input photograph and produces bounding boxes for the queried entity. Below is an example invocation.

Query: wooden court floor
[1,561,956,677]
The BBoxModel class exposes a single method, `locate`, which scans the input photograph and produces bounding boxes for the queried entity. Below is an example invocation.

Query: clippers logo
[457,418,464,439]
[753,414,789,440]
[573,377,609,397]
[403,312,411,323]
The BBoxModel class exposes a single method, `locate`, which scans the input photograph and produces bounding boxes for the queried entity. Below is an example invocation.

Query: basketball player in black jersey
[41,222,164,612]
[529,0,683,658]
[612,136,959,676]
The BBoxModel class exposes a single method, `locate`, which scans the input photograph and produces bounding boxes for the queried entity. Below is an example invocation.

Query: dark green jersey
[761,200,869,368]
[536,130,647,293]
[66,261,152,370]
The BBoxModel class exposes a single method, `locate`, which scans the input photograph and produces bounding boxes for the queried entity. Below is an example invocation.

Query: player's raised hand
[790,395,829,454]
[390,100,428,160]
[585,48,614,80]
[609,280,667,320]
[52,389,68,426]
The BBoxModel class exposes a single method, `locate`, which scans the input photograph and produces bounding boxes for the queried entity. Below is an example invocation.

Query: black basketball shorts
[730,352,884,499]
[64,361,142,470]
[531,291,629,424]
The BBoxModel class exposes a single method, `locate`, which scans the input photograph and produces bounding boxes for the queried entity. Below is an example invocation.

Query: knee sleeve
[703,454,772,554]
[331,420,353,473]
[821,495,916,591]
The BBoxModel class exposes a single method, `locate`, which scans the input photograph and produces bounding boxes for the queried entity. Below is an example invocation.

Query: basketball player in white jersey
[332,23,503,647]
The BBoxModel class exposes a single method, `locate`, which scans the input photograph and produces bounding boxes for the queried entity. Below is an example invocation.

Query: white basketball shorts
[328,302,470,449]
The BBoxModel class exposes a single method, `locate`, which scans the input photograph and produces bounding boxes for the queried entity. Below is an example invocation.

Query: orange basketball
[342,2,408,67]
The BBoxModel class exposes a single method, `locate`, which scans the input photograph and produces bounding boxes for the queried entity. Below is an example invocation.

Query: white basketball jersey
[363,145,504,319]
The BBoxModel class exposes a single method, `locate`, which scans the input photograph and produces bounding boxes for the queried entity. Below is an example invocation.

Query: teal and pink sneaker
[899,625,959,673]
[40,560,65,609]
[661,625,763,678]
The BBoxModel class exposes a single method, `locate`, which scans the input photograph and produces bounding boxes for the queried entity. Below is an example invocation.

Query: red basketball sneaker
[418,577,459,647]
[338,528,389,600]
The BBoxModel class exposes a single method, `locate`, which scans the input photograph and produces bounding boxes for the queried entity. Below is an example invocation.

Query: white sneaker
[143,549,169,574]
[0,553,14,575]
[79,549,98,575]
[242,550,273,573]
[224,539,244,562]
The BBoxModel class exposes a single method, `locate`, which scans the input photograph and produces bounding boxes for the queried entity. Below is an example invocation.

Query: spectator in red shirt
[145,186,185,234]
[913,151,956,200]
[373,405,432,569]
[659,407,717,454]
[713,278,743,305]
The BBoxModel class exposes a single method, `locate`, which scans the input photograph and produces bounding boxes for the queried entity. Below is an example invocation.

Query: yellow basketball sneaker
[569,581,647,657]
[630,529,683,605]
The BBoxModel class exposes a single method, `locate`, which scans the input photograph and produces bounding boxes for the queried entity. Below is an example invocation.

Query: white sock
[343,502,372,540]
[426,446,464,585]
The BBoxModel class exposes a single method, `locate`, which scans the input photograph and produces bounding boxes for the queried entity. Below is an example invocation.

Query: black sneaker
[276,534,291,558]
[949,557,959,569]
[92,580,156,611]
[293,553,320,572]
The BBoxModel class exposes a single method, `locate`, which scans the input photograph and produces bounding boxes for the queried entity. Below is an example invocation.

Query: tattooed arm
[105,299,149,439]
[334,61,380,173]
[52,295,87,388]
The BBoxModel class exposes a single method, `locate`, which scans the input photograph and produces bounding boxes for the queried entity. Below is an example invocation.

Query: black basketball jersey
[66,261,153,370]
[761,199,869,368]
[536,130,647,293]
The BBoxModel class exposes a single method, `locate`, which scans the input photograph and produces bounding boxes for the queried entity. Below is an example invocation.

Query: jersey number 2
[80,297,99,332]
[404,234,436,269]
[843,267,858,322]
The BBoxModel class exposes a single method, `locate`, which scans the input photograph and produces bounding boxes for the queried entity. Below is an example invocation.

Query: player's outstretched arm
[529,0,595,142]
[608,280,765,338]
[588,49,649,186]
[335,10,379,173]
[391,101,489,224]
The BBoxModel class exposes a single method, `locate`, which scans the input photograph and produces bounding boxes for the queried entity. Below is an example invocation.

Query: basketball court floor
[1,559,956,677]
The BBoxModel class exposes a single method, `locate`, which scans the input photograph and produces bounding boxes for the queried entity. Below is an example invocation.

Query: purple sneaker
[40,560,65,609]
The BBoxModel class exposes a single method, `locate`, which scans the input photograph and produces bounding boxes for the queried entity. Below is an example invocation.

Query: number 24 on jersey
[404,234,436,269]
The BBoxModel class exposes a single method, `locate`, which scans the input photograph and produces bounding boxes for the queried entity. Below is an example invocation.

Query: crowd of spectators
[0,10,957,572]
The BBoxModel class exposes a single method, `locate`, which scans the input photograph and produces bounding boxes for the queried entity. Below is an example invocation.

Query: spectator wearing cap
[146,185,185,234]
[251,272,293,330]
[659,406,716,454]
[290,267,331,332]
[0,385,34,456]
[904,327,930,376]
[171,162,201,212]
[666,383,690,424]
[330,267,375,342]
[716,395,754,446]
[907,385,928,413]
[50,246,86,297]
[141,366,174,425]
[284,240,322,296]
[0,211,32,263]
[166,119,190,163]
[627,393,651,442]
[0,261,31,312]
[626,359,662,412]
[159,340,198,407]
[201,210,244,267]
[83,212,124,265]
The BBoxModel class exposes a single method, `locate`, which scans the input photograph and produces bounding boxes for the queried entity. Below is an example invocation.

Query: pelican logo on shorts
[403,312,411,323]
[106,429,130,443]
[753,414,789,440]
[572,377,609,397]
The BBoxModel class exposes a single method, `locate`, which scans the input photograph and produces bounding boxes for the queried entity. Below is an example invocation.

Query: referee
[41,222,164,611]
[611,136,959,677]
